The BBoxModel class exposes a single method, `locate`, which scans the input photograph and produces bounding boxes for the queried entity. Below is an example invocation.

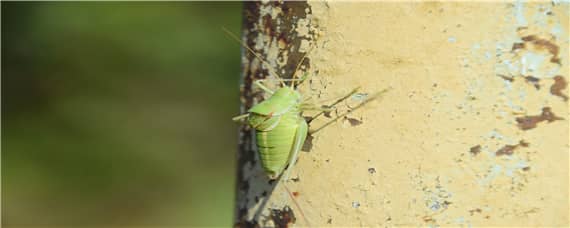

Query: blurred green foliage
[2,2,242,226]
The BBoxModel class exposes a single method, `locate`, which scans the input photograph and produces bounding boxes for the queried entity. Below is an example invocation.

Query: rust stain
[520,35,561,64]
[270,206,296,228]
[234,220,260,228]
[550,75,568,101]
[497,74,515,82]
[469,145,482,155]
[469,208,482,216]
[515,107,564,130]
[497,74,541,90]
[422,215,436,223]
[511,42,525,51]
[496,144,518,156]
[496,140,529,156]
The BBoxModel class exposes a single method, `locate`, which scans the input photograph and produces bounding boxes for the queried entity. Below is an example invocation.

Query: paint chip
[520,35,560,64]
[470,145,482,155]
[495,140,529,156]
[550,75,568,101]
[270,206,296,227]
[516,107,564,130]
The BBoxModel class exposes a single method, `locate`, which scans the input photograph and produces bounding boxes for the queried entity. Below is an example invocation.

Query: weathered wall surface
[235,1,569,227]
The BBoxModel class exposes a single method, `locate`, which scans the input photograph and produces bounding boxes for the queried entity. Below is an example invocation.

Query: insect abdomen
[256,112,301,178]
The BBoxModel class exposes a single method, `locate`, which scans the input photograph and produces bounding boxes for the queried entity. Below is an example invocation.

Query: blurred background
[2,2,242,227]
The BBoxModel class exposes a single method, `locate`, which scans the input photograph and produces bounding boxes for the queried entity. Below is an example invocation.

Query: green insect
[233,81,309,180]
[226,28,386,181]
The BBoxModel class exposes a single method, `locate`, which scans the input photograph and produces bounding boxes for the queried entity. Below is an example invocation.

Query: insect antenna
[222,27,286,87]
[291,44,315,89]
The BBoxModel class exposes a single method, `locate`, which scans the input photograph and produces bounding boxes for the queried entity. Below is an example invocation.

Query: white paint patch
[551,24,563,38]
[520,51,546,75]
[514,0,528,26]
[479,164,502,186]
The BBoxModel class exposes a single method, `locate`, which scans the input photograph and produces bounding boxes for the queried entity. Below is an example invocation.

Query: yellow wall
[241,2,569,226]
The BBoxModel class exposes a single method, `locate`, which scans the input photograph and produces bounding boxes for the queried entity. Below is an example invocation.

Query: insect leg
[254,79,276,95]
[304,87,361,123]
[309,88,390,134]
[254,78,306,83]
[282,118,308,181]
[299,103,336,111]
[231,113,249,122]
[281,119,311,226]
[254,78,306,94]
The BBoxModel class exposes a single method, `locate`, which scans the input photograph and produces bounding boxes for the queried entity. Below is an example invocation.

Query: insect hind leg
[282,118,308,181]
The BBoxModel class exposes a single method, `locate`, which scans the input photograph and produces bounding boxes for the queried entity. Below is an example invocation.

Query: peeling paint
[515,107,564,130]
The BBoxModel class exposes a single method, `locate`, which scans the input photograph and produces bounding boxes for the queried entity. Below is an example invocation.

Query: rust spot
[516,107,564,130]
[496,144,518,156]
[496,140,529,156]
[519,140,529,147]
[521,35,538,42]
[550,75,568,101]
[278,38,287,49]
[292,191,299,197]
[520,35,561,64]
[497,74,514,82]
[469,208,482,216]
[270,206,296,228]
[422,215,435,223]
[470,145,482,155]
[234,220,260,228]
[524,76,541,90]
[512,42,525,51]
